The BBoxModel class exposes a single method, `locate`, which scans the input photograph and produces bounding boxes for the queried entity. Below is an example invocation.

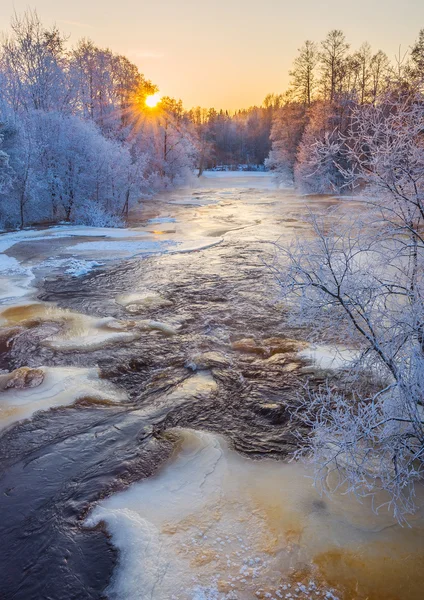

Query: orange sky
[1,0,424,110]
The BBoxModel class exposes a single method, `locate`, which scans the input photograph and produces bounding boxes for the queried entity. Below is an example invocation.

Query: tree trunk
[122,189,130,218]
[20,191,25,229]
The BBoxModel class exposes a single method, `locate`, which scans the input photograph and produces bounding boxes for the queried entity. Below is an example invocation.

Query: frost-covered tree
[265,100,307,183]
[275,89,424,521]
[369,50,390,104]
[267,30,393,190]
[354,42,372,104]
[0,114,14,207]
[29,111,141,225]
[0,106,152,228]
[0,10,70,113]
[410,29,424,78]
[0,149,12,195]
[0,114,42,228]
[70,39,156,134]
[293,99,353,193]
[139,96,197,186]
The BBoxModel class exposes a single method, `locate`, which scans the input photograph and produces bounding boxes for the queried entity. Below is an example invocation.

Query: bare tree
[370,50,390,104]
[319,30,350,101]
[355,42,373,104]
[289,40,318,106]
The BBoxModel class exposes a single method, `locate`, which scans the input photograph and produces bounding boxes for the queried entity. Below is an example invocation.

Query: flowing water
[0,173,423,600]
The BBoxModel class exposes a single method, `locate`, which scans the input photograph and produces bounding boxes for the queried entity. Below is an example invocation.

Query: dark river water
[0,173,423,600]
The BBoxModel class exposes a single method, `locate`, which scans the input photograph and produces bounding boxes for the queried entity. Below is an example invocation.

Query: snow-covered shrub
[71,200,124,228]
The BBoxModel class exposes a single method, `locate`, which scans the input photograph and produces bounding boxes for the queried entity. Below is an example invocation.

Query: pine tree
[410,29,424,77]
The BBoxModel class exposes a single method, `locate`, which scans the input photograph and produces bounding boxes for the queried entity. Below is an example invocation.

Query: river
[0,172,423,600]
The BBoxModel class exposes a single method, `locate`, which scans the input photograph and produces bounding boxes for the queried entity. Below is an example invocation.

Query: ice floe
[86,429,424,600]
[0,365,126,430]
[116,291,173,313]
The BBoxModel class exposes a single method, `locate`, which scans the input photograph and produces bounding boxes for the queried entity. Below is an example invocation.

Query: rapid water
[0,173,422,600]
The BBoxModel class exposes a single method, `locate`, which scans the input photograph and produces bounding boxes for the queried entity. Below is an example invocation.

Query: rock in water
[1,367,44,391]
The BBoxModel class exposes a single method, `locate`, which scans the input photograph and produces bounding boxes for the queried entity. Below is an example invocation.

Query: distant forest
[187,97,281,171]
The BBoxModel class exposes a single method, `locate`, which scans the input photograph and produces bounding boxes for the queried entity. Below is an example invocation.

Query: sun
[145,92,161,108]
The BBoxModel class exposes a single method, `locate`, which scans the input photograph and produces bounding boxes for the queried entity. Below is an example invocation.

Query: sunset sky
[1,0,424,110]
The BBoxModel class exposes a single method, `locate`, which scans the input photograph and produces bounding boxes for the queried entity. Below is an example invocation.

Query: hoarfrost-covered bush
[71,200,124,228]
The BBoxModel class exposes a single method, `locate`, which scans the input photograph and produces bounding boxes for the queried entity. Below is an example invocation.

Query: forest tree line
[187,95,283,172]
[184,28,424,178]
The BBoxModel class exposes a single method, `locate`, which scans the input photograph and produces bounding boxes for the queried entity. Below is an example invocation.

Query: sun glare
[145,92,161,108]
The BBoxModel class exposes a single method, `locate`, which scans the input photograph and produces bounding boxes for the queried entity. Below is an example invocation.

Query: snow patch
[45,225,149,239]
[147,217,176,224]
[39,258,103,277]
[0,254,27,274]
[299,344,358,371]
[68,239,175,257]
